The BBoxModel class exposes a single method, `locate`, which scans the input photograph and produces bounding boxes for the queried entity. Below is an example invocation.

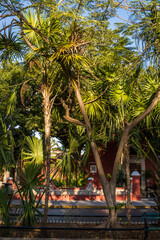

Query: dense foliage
[0,0,160,226]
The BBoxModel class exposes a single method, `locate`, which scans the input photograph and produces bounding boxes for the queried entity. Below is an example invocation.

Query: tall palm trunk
[42,81,52,225]
[40,65,58,225]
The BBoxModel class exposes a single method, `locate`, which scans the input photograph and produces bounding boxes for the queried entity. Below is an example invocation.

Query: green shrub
[51,172,88,188]
[15,162,45,226]
[0,186,13,225]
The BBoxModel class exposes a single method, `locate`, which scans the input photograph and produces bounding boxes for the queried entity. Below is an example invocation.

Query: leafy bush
[0,185,13,225]
[51,172,89,188]
[116,168,126,187]
[15,162,45,226]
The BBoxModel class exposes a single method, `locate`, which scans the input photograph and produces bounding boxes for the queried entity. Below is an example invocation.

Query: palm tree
[1,0,160,227]
[0,9,65,223]
[106,76,139,222]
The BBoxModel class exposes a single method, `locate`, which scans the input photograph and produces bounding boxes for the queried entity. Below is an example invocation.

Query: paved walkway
[11,197,157,209]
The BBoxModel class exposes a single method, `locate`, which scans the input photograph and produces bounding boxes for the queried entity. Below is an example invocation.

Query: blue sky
[0,5,137,51]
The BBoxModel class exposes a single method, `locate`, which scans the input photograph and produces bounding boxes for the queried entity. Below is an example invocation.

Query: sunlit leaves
[21,136,43,166]
[50,42,90,66]
[6,89,17,116]
[109,82,129,104]
[0,27,25,61]
[23,9,41,46]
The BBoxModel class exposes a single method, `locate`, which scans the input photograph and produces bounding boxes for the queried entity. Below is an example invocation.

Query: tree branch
[76,41,91,47]
[0,21,16,33]
[81,43,148,105]
[111,12,134,24]
[0,13,14,18]
[20,22,36,51]
[57,0,64,5]
[61,99,85,127]
[0,79,33,89]
[111,85,160,184]
[50,81,63,107]
[84,85,109,105]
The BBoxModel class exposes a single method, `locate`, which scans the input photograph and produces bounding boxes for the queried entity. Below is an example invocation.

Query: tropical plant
[51,129,90,186]
[0,186,13,225]
[21,136,43,167]
[0,27,25,61]
[15,162,45,226]
[0,9,64,223]
[129,0,160,65]
[51,171,89,188]
[136,133,160,211]
[116,166,126,187]
[0,118,15,173]
[1,0,160,228]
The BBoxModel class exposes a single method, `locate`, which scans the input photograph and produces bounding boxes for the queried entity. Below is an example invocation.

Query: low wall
[6,172,141,201]
[37,181,128,201]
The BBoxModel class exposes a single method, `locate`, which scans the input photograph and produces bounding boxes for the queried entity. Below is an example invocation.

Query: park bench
[142,212,160,240]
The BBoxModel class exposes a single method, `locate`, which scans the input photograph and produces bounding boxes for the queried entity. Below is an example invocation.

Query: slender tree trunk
[109,208,118,226]
[74,82,117,227]
[112,85,160,185]
[42,84,52,225]
[124,140,131,223]
[73,83,160,227]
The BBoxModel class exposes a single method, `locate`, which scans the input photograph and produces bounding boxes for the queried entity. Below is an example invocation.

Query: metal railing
[9,213,158,225]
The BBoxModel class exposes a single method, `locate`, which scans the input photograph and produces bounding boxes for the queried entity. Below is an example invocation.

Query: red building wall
[145,156,155,187]
[88,142,118,188]
[88,141,156,190]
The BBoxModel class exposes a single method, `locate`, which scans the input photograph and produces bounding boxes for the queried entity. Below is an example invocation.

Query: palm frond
[21,136,43,166]
[6,89,17,116]
[0,27,25,61]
